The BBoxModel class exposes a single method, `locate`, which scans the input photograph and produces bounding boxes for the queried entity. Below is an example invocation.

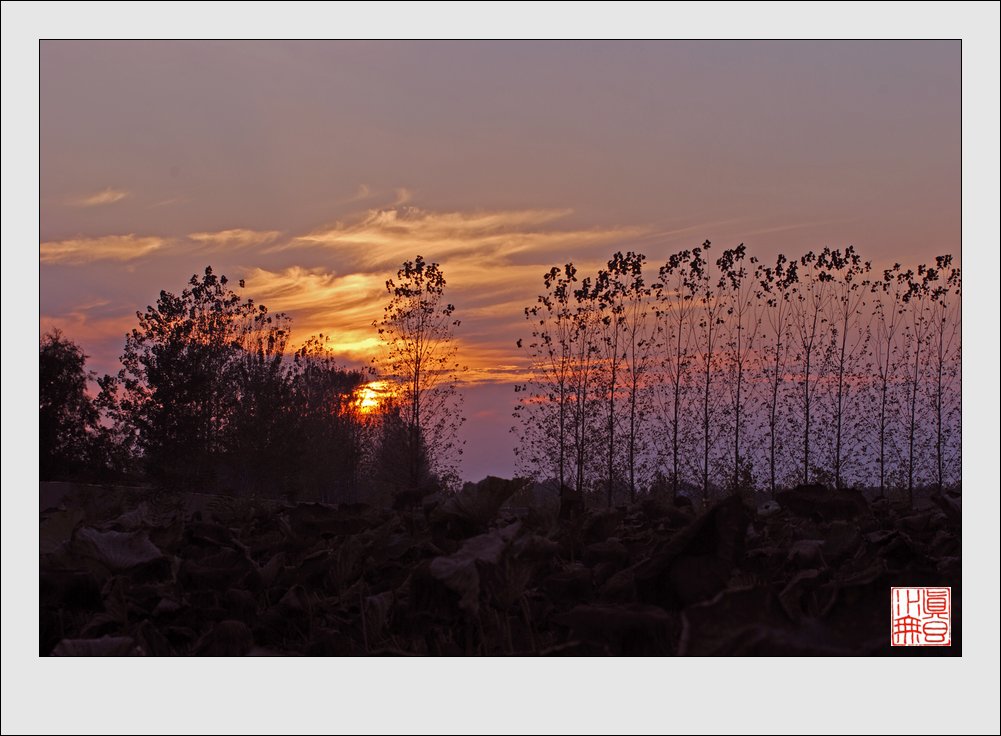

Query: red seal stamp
[891,587,951,646]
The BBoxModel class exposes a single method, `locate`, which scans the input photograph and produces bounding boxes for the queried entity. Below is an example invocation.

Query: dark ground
[39,479,961,656]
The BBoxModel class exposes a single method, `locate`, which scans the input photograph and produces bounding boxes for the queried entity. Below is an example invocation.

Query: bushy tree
[98,266,401,500]
[226,303,295,497]
[370,399,433,502]
[100,267,269,490]
[289,335,369,502]
[39,330,99,480]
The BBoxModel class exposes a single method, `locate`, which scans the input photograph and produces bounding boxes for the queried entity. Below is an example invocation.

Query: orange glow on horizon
[354,380,388,414]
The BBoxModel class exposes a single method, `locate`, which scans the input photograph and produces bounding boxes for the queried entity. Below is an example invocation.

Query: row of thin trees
[515,243,961,508]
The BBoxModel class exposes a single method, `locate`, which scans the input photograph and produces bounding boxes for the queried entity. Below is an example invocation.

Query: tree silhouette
[99,267,272,491]
[517,263,581,511]
[610,251,655,503]
[567,272,601,505]
[289,335,369,502]
[594,261,626,508]
[654,248,698,499]
[788,250,834,485]
[43,243,958,507]
[928,256,961,491]
[227,299,295,496]
[518,261,621,513]
[755,254,796,494]
[717,244,761,496]
[376,256,465,492]
[868,263,908,495]
[512,243,959,500]
[685,241,726,505]
[819,246,870,490]
[900,263,935,504]
[39,330,99,480]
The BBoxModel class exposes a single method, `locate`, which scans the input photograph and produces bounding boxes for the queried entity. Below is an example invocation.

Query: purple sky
[39,40,960,481]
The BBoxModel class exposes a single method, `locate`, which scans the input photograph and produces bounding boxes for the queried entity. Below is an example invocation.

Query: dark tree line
[40,330,106,481]
[515,244,961,509]
[41,262,466,501]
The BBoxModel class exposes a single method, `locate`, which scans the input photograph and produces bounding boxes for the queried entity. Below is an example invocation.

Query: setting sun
[354,380,387,414]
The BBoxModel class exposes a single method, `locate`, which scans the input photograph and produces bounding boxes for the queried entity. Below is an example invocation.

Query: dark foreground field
[39,479,961,656]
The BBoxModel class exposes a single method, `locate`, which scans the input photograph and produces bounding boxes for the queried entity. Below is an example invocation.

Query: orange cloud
[240,264,538,385]
[40,234,167,264]
[240,266,386,361]
[247,207,653,383]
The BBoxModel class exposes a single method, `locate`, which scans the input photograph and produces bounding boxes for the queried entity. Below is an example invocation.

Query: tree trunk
[628,373,638,503]
[907,341,921,507]
[769,339,781,495]
[878,377,888,495]
[734,363,742,495]
[702,354,711,506]
[606,347,617,509]
[803,349,811,486]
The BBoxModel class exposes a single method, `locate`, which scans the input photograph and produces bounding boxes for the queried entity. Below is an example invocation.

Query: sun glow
[355,380,387,414]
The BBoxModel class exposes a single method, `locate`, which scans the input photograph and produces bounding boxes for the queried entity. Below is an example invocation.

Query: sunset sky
[39,40,960,481]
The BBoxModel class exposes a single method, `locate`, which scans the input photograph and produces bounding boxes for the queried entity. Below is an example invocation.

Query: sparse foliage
[376,256,466,492]
[514,244,959,507]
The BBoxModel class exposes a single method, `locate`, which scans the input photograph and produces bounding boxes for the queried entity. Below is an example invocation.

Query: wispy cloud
[341,184,372,204]
[188,228,282,249]
[70,187,129,207]
[67,297,111,313]
[40,234,167,264]
[741,217,858,237]
[282,206,644,271]
[149,196,187,208]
